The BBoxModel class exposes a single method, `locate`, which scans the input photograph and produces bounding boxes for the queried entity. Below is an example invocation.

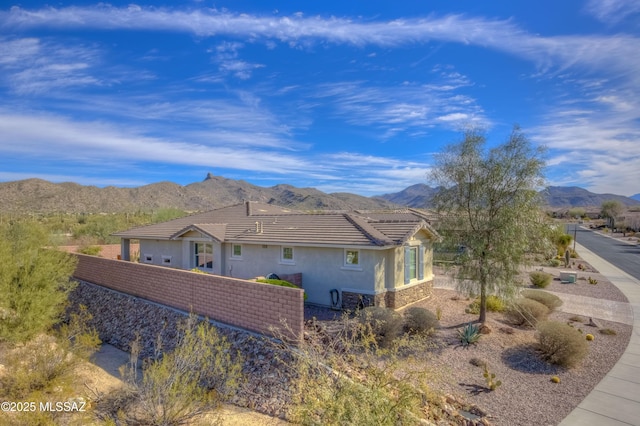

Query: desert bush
[77,245,102,256]
[553,233,573,255]
[537,321,589,368]
[548,259,561,267]
[287,314,439,425]
[357,306,403,347]
[403,307,439,335]
[466,295,506,314]
[117,314,243,426]
[505,298,549,327]
[529,271,553,288]
[520,290,563,312]
[1,305,100,400]
[256,278,307,300]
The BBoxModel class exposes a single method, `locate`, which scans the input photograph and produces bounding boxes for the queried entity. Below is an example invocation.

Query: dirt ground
[84,344,288,425]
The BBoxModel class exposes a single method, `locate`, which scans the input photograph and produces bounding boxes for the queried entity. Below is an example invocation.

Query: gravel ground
[414,266,632,426]
[71,252,632,425]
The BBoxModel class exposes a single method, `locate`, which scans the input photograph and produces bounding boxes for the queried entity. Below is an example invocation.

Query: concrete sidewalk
[548,291,633,326]
[559,242,640,426]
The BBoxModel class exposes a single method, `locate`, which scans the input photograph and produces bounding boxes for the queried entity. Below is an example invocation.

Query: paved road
[567,224,640,280]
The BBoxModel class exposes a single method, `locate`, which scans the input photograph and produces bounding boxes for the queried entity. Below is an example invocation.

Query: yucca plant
[457,322,481,347]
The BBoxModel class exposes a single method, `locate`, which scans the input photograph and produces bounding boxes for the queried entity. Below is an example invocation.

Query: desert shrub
[1,335,74,398]
[357,306,403,347]
[548,258,561,267]
[117,314,243,426]
[287,315,438,425]
[1,305,100,400]
[256,278,307,300]
[466,295,506,314]
[537,321,589,368]
[505,298,549,327]
[403,307,439,335]
[529,271,553,288]
[520,290,563,312]
[77,245,102,256]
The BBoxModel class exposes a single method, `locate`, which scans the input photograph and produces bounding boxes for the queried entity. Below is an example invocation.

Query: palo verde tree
[600,200,624,229]
[430,126,548,323]
[0,221,77,342]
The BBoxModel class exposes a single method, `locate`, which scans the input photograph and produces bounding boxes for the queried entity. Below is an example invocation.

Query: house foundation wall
[72,254,304,340]
[341,280,433,310]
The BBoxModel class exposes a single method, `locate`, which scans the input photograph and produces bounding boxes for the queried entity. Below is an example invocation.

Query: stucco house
[114,201,440,309]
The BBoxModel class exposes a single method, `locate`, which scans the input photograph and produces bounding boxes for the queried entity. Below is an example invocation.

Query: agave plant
[458,322,481,347]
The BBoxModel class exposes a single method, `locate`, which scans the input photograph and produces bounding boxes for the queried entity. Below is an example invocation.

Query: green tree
[0,222,77,342]
[567,207,586,219]
[430,126,548,323]
[601,200,624,229]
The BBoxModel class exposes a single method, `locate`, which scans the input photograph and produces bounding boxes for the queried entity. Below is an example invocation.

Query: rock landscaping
[71,247,633,425]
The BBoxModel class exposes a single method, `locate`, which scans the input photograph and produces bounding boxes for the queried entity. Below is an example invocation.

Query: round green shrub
[548,259,561,267]
[529,271,553,288]
[357,306,403,347]
[256,278,308,300]
[520,290,563,312]
[466,295,506,314]
[505,298,549,327]
[537,321,589,368]
[77,245,102,256]
[403,307,439,335]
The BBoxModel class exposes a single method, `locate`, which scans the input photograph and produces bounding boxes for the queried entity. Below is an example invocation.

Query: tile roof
[113,201,439,248]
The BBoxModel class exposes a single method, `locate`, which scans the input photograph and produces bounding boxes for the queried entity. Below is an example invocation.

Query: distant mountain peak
[204,172,215,181]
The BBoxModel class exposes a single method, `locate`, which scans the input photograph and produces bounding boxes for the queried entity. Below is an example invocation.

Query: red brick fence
[72,254,304,340]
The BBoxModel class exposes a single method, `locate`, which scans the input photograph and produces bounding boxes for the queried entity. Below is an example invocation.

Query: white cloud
[584,0,640,23]
[3,6,639,77]
[313,78,487,137]
[0,37,103,94]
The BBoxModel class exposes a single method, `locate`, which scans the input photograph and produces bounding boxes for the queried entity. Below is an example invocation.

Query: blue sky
[1,1,639,197]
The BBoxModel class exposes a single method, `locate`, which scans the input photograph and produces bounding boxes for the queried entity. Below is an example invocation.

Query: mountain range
[0,174,638,214]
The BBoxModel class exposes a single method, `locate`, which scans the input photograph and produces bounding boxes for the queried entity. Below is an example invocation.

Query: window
[404,245,424,284]
[143,254,153,264]
[281,246,294,263]
[194,242,213,270]
[409,247,418,280]
[231,244,242,259]
[162,255,172,265]
[344,249,360,267]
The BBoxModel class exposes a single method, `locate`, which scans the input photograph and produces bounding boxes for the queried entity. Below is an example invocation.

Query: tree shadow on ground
[501,344,562,375]
[458,382,491,395]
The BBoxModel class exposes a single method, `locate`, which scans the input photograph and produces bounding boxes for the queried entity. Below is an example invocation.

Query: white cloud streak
[584,0,640,23]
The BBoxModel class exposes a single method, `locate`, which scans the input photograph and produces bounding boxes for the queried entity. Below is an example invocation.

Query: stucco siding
[139,240,183,268]
[221,244,383,306]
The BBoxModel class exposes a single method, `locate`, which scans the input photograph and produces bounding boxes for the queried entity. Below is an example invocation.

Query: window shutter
[404,246,411,284]
[418,244,425,280]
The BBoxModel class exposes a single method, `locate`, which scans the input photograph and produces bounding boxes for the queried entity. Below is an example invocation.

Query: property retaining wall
[72,254,304,340]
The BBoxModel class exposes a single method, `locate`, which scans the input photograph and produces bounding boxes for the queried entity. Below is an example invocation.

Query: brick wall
[73,254,303,340]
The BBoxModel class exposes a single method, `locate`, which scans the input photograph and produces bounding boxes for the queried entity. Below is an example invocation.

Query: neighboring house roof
[113,201,440,248]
